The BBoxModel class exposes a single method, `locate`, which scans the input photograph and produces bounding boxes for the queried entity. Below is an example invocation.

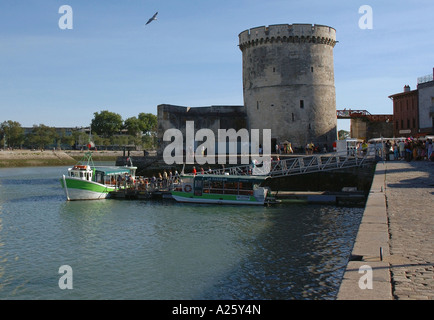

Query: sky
[0,0,433,132]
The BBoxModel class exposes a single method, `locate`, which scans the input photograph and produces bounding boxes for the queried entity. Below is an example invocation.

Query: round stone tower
[239,24,338,150]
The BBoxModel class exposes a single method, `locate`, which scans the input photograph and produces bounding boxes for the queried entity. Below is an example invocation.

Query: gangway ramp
[209,150,376,178]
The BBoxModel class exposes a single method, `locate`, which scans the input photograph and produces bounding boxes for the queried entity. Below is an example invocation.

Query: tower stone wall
[239,24,338,149]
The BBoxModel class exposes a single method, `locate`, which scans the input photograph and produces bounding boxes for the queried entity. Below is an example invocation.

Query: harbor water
[0,166,363,300]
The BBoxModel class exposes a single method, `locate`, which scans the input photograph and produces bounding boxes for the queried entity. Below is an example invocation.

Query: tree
[124,116,142,137]
[72,130,90,149]
[0,120,25,148]
[58,129,75,149]
[25,124,57,149]
[138,113,157,135]
[138,113,157,149]
[91,110,123,138]
[338,130,350,140]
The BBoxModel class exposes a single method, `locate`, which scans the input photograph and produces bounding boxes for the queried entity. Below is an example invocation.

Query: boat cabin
[178,174,268,197]
[68,165,93,181]
[68,165,137,186]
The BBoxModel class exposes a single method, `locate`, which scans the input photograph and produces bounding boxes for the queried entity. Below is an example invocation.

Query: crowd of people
[384,138,433,162]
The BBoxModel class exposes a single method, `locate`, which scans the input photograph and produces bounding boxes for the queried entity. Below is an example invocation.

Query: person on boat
[163,170,168,187]
[117,175,123,189]
[192,167,197,175]
[361,140,368,155]
[158,172,163,188]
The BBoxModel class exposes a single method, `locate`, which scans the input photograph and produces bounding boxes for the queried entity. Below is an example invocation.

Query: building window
[311,67,314,72]
[257,101,259,110]
[401,120,404,128]
[407,119,410,128]
[413,118,416,128]
[273,67,276,72]
[308,123,311,130]
[292,113,295,122]
[300,100,304,109]
[396,121,399,130]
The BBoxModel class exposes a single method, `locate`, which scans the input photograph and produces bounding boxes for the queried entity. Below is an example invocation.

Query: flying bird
[146,12,158,25]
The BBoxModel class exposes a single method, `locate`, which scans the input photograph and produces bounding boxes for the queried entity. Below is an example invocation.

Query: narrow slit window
[300,100,304,109]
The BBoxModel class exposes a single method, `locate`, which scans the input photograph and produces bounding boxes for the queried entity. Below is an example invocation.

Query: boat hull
[61,175,115,201]
[171,192,265,205]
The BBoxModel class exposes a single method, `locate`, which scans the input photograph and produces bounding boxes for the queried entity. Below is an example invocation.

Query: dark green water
[0,166,362,299]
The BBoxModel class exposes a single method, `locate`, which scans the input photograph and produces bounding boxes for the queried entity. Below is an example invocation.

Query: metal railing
[207,149,376,178]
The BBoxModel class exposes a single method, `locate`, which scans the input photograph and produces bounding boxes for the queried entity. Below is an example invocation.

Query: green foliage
[2,110,158,151]
[25,124,57,149]
[1,120,25,148]
[124,116,142,137]
[91,110,123,138]
[338,130,350,140]
[138,113,157,134]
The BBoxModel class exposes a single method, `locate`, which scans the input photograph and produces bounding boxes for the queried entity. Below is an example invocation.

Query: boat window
[203,179,211,193]
[238,181,254,195]
[209,180,224,193]
[194,179,203,196]
[224,182,238,195]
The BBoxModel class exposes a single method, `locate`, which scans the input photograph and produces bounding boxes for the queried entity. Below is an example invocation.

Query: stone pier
[337,160,434,300]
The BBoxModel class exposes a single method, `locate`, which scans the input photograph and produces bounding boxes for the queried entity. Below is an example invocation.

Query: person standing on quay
[399,140,405,160]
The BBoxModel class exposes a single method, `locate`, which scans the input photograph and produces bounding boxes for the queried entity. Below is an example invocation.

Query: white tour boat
[60,152,137,201]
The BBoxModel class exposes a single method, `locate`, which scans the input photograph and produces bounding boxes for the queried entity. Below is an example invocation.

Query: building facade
[417,68,434,134]
[389,86,419,137]
[389,68,434,138]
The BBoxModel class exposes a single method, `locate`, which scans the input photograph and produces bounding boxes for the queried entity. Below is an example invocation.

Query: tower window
[311,67,314,72]
[292,113,295,121]
[300,100,304,109]
[273,67,276,72]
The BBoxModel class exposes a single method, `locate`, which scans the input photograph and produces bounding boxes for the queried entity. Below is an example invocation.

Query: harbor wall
[264,164,375,194]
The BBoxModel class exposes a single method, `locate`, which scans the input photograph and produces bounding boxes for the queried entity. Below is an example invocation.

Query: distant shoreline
[0,150,147,168]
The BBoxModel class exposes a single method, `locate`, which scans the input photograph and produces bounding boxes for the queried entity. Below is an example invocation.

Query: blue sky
[0,0,433,132]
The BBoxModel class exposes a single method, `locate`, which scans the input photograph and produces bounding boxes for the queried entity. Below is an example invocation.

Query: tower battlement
[239,24,336,50]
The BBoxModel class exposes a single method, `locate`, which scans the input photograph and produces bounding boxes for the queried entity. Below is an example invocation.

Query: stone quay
[338,160,434,300]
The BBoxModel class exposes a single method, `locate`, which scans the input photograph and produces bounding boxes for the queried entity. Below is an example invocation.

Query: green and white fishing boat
[60,152,137,201]
[171,174,271,205]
